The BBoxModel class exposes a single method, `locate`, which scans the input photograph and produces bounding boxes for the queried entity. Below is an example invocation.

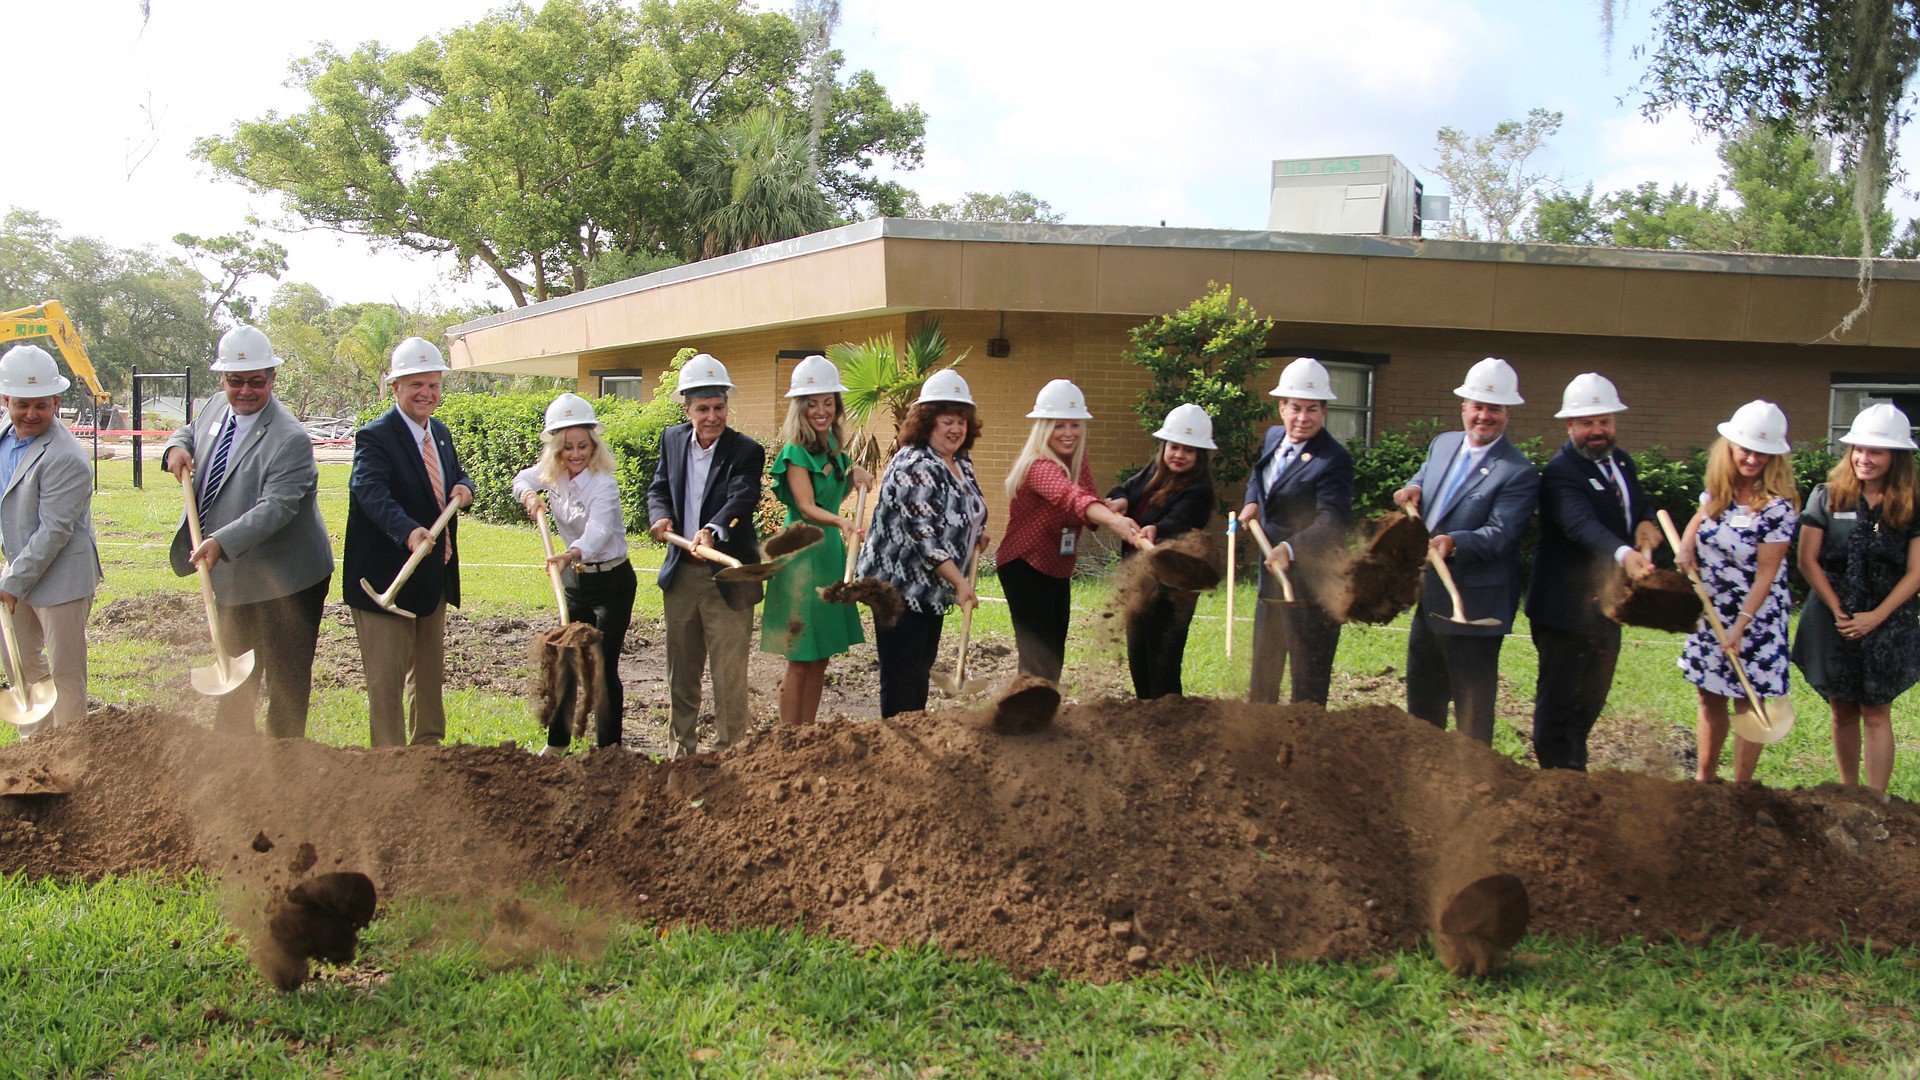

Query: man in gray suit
[164,325,334,738]
[1393,357,1541,745]
[0,345,102,737]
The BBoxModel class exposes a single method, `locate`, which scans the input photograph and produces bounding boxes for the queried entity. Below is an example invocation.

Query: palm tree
[832,318,967,474]
[686,108,834,260]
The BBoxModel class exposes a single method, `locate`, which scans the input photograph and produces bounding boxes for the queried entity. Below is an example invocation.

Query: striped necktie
[422,430,450,563]
[199,415,236,517]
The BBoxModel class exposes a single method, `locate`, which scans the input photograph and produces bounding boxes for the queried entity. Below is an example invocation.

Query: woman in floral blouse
[857,371,988,717]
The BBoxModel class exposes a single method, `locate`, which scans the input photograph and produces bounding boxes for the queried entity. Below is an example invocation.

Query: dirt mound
[4,702,1920,982]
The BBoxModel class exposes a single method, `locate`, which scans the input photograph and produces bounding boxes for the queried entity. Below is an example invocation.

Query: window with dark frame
[1829,374,1920,447]
[1261,349,1384,447]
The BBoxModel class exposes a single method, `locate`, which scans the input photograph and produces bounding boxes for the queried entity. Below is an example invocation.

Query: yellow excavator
[0,301,112,412]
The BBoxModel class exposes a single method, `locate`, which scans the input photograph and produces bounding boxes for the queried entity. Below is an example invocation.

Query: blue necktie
[1430,448,1473,521]
[199,415,235,516]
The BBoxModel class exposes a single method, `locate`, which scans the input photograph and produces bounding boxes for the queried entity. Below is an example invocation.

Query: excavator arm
[1,301,111,406]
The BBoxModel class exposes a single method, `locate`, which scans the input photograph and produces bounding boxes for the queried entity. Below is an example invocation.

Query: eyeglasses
[224,375,273,390]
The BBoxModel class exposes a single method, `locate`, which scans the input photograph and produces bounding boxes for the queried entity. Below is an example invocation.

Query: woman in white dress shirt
[514,393,632,754]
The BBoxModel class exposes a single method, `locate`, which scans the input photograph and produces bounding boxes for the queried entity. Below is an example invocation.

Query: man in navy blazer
[344,337,473,748]
[1393,357,1541,745]
[1526,374,1661,770]
[646,354,765,758]
[1241,357,1354,706]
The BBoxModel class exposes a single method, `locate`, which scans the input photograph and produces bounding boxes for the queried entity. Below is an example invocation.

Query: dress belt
[575,556,628,574]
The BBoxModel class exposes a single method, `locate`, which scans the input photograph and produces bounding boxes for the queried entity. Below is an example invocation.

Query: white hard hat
[1839,403,1917,450]
[1454,356,1525,407]
[675,353,735,396]
[1269,356,1338,401]
[1027,378,1092,420]
[1717,400,1791,455]
[0,344,71,398]
[543,392,600,434]
[785,354,848,397]
[1152,403,1217,449]
[916,368,974,406]
[211,325,283,372]
[387,337,449,383]
[1554,372,1628,418]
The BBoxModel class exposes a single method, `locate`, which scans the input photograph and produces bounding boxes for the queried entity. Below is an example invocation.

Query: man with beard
[1525,373,1661,769]
[1393,357,1540,745]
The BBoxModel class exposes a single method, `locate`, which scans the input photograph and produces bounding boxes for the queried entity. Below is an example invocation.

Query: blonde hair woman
[761,356,871,725]
[512,393,630,755]
[1675,400,1802,782]
[1792,404,1920,791]
[995,379,1141,683]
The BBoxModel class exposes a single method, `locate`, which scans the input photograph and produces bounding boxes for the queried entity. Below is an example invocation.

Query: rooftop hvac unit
[1267,154,1442,237]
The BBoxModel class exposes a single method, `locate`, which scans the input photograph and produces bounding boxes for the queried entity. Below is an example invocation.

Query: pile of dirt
[4,700,1918,982]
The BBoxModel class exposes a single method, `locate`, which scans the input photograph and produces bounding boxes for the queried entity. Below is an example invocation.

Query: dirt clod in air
[1432,872,1531,977]
[530,622,606,737]
[988,677,1062,733]
[819,578,903,628]
[1336,513,1429,624]
[1114,532,1219,627]
[1604,570,1703,634]
[256,872,378,991]
[250,831,273,853]
[289,842,318,875]
[765,523,825,559]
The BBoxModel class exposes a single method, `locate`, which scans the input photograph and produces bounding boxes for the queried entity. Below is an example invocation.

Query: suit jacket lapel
[2,431,48,500]
[1436,435,1499,528]
[699,429,734,525]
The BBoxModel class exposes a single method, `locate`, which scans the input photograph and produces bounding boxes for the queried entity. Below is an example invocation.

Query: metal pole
[131,366,142,490]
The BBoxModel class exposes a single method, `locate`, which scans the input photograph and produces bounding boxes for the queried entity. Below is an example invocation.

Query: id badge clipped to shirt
[1059,527,1076,556]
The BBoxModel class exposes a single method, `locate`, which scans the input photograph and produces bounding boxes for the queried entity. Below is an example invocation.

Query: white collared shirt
[684,429,721,538]
[513,464,626,564]
[1262,439,1307,494]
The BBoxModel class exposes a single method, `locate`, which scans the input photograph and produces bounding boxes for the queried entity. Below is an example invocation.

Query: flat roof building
[448,219,1920,519]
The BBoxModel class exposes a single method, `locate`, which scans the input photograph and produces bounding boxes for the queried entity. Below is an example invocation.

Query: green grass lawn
[5,459,1920,1077]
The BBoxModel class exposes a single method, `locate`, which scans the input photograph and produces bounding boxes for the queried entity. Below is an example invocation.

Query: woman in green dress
[762,355,872,725]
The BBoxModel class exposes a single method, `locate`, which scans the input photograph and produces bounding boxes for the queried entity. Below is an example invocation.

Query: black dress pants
[555,560,637,749]
[1127,585,1198,699]
[1406,607,1504,745]
[998,558,1071,683]
[875,605,945,717]
[1530,621,1621,770]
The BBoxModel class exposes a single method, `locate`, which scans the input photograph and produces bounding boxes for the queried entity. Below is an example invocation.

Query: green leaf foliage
[1125,284,1273,510]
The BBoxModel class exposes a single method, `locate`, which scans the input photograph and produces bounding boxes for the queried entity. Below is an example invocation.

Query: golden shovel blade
[1731,695,1796,745]
[0,678,56,727]
[190,648,257,697]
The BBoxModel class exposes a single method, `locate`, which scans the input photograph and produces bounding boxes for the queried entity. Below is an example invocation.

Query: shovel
[0,562,56,727]
[181,476,257,695]
[662,530,743,572]
[713,525,822,583]
[932,558,988,697]
[1244,519,1308,607]
[1656,509,1794,744]
[533,504,570,624]
[1135,536,1222,592]
[1224,517,1238,658]
[360,500,461,619]
[530,504,603,744]
[1404,502,1501,628]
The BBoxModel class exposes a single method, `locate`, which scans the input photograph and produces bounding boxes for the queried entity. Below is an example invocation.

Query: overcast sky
[12,0,1915,314]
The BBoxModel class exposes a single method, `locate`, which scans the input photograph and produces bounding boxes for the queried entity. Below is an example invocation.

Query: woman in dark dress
[1106,404,1216,699]
[1793,403,1920,792]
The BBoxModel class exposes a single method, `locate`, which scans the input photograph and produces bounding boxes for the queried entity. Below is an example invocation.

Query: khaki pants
[352,602,448,747]
[663,566,753,757]
[4,592,93,737]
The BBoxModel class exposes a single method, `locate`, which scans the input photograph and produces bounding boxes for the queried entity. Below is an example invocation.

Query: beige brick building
[448,220,1920,521]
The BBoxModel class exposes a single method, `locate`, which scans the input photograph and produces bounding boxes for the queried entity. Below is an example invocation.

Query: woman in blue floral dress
[1675,400,1801,783]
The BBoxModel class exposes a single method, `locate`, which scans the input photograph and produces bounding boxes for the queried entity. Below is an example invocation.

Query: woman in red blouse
[996,379,1143,682]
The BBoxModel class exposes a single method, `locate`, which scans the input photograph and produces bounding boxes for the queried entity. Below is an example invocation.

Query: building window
[1262,349,1383,447]
[1829,377,1920,446]
[598,375,647,401]
[1321,361,1375,447]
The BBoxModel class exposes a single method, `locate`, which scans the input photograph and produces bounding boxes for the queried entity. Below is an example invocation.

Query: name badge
[1059,528,1076,555]
[1588,477,1605,491]
[1832,511,1858,520]
[1729,515,1754,529]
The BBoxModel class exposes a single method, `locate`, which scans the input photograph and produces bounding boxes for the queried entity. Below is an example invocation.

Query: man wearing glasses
[164,325,333,738]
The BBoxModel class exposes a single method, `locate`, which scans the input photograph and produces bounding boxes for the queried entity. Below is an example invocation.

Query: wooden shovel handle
[662,531,742,569]
[1426,548,1469,618]
[842,486,866,584]
[533,504,569,625]
[180,473,237,663]
[1244,519,1295,603]
[1656,509,1774,730]
[378,499,462,604]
